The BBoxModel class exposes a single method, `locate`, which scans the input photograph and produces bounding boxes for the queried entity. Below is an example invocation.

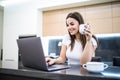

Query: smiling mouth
[69,29,75,33]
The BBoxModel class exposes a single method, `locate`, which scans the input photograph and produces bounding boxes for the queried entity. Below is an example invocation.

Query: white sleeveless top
[62,34,97,65]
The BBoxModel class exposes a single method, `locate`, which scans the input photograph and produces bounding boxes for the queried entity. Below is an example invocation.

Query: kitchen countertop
[0,61,120,80]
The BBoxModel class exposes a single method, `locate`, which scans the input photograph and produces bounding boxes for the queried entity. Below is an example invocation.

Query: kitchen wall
[0,6,3,61]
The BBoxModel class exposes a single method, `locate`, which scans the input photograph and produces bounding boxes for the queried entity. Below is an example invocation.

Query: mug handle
[104,64,108,69]
[83,64,87,69]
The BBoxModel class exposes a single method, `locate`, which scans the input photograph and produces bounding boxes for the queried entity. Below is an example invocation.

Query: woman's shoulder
[62,34,71,46]
[63,34,70,40]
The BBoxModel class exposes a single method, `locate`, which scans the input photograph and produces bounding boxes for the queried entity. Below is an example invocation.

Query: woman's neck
[75,33,81,41]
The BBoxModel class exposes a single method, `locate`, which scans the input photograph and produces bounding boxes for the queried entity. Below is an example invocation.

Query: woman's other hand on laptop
[46,57,56,66]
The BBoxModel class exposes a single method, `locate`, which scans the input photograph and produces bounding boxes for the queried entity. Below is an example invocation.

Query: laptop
[17,37,70,71]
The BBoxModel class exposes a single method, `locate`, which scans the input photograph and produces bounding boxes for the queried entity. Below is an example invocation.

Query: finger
[48,61,55,66]
[84,30,92,37]
[85,29,91,34]
[45,57,51,62]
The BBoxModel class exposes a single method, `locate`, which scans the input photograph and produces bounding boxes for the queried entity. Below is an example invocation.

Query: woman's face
[66,17,79,35]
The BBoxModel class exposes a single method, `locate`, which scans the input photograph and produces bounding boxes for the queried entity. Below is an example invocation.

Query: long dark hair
[66,12,98,51]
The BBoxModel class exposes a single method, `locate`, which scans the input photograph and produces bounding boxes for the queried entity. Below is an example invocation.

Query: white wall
[0,6,3,60]
[3,3,38,63]
[3,0,86,64]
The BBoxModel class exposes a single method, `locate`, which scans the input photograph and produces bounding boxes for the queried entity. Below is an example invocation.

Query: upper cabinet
[42,1,120,36]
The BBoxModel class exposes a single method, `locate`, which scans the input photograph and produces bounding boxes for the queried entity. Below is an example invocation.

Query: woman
[46,12,98,65]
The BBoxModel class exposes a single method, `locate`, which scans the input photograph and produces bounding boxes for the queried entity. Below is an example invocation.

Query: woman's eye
[70,22,74,26]
[66,22,74,27]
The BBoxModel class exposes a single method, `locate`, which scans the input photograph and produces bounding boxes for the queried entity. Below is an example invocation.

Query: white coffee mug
[79,24,89,34]
[83,62,108,72]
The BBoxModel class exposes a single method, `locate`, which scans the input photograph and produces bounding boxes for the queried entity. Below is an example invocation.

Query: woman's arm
[46,44,67,65]
[55,44,67,63]
[80,40,97,65]
[80,26,97,65]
